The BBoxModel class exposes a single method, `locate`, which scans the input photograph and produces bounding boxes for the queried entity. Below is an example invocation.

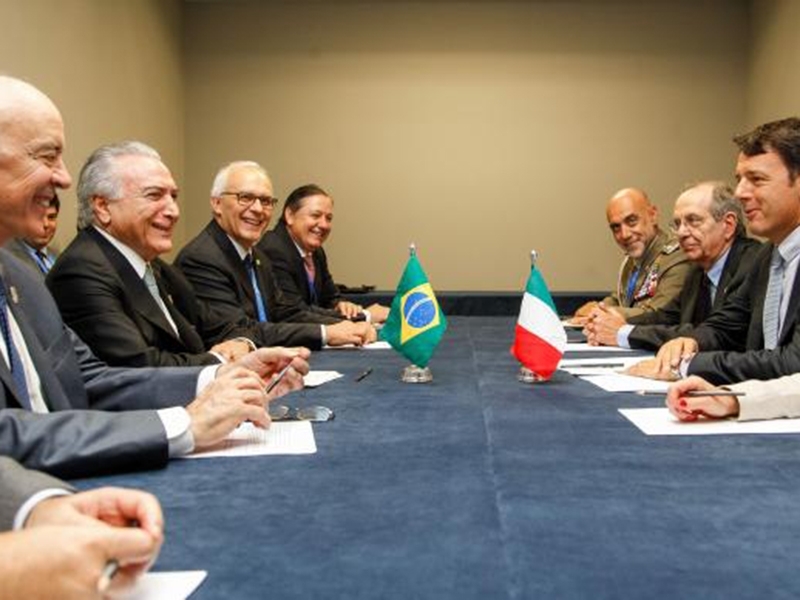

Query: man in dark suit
[47,142,258,367]
[629,117,800,385]
[0,456,164,595]
[584,181,761,350]
[0,76,307,478]
[4,195,60,277]
[259,183,389,324]
[176,162,376,350]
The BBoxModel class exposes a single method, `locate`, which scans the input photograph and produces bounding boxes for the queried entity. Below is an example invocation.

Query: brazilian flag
[381,253,447,367]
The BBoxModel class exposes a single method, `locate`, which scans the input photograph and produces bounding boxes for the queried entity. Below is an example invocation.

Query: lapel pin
[9,286,19,304]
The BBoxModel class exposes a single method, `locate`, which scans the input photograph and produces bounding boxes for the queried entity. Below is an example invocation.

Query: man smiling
[176,162,376,349]
[584,182,760,349]
[47,142,255,367]
[628,117,800,384]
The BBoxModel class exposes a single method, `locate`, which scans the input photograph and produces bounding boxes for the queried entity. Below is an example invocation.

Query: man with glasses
[584,181,761,349]
[175,161,376,350]
[629,117,800,385]
[571,187,691,324]
[47,142,266,367]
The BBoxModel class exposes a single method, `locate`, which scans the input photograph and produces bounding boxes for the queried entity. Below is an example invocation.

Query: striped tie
[762,249,785,350]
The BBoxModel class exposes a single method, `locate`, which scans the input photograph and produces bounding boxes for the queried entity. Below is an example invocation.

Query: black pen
[355,368,373,382]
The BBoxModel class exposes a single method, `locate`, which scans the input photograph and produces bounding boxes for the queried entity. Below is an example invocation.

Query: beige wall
[184,0,749,291]
[0,0,185,250]
[2,1,769,292]
[746,0,800,125]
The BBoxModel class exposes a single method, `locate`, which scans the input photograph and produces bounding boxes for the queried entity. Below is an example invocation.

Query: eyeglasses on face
[670,214,709,233]
[220,191,278,209]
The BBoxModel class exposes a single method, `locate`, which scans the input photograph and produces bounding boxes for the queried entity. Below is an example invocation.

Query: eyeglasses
[220,191,278,209]
[269,404,335,423]
[669,214,709,233]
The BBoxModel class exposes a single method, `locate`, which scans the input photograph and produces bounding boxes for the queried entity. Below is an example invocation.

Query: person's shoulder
[655,237,689,269]
[175,221,216,263]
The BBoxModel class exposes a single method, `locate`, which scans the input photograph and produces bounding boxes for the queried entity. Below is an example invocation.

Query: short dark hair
[280,184,330,223]
[733,117,800,181]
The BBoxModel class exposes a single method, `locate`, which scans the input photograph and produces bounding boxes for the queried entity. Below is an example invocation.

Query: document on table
[619,407,800,436]
[304,370,343,387]
[559,356,651,376]
[581,373,670,393]
[184,422,316,459]
[119,571,207,600]
[326,340,392,350]
[564,342,637,353]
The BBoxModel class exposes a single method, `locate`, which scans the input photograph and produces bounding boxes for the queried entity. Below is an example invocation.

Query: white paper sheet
[184,422,316,459]
[325,340,392,350]
[119,571,207,600]
[564,343,637,353]
[580,373,670,393]
[559,356,651,376]
[619,407,800,436]
[303,370,343,387]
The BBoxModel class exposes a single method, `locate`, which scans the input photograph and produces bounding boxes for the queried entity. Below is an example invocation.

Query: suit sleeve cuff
[157,406,194,457]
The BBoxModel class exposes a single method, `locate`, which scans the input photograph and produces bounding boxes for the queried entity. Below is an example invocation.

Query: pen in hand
[96,559,119,593]
[265,365,293,394]
[355,368,373,382]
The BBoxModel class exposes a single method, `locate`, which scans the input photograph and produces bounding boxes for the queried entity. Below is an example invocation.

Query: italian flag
[510,265,567,380]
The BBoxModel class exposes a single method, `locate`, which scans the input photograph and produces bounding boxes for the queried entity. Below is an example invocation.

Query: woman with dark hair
[259,184,389,323]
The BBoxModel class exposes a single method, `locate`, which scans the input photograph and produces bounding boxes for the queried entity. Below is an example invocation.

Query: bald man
[573,187,691,322]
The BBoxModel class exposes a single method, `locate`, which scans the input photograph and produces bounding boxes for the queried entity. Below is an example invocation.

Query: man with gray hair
[0,75,308,478]
[584,181,761,349]
[47,141,261,367]
[175,161,376,350]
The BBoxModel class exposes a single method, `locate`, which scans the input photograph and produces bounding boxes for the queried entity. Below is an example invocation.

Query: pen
[636,390,746,397]
[96,559,119,593]
[355,368,373,382]
[265,365,292,394]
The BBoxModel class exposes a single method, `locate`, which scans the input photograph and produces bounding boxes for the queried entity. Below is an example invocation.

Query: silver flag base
[517,366,547,383]
[402,364,433,383]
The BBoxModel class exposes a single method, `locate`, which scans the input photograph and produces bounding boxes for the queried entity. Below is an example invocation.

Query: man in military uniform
[572,187,691,322]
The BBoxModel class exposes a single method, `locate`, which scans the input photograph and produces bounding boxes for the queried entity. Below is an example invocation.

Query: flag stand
[402,364,433,383]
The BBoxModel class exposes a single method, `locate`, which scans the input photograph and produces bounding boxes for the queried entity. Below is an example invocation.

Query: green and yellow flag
[381,251,447,367]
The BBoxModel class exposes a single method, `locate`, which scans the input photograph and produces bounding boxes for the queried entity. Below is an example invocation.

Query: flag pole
[518,249,546,384]
[401,241,433,383]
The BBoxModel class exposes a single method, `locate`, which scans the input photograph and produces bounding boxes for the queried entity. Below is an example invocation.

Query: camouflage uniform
[603,229,691,319]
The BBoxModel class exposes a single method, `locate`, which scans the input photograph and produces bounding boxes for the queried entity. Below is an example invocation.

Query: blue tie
[32,250,51,274]
[625,265,641,305]
[0,280,31,410]
[763,249,785,350]
[244,255,269,322]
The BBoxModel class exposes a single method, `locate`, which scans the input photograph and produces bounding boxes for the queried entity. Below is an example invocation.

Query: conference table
[76,317,800,599]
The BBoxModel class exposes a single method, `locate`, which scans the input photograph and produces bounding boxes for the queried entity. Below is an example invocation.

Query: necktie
[143,264,179,336]
[0,280,31,410]
[32,250,51,274]
[692,274,712,324]
[763,249,786,350]
[244,255,269,322]
[303,254,317,303]
[625,265,640,306]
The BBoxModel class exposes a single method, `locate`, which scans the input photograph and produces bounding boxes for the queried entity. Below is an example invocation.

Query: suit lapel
[208,221,258,308]
[88,228,185,343]
[0,268,68,411]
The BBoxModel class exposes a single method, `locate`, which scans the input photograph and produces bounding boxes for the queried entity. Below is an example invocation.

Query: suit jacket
[259,221,343,319]
[3,238,52,279]
[175,221,337,350]
[0,250,202,478]
[686,242,800,385]
[46,227,249,367]
[0,456,72,531]
[626,237,762,350]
